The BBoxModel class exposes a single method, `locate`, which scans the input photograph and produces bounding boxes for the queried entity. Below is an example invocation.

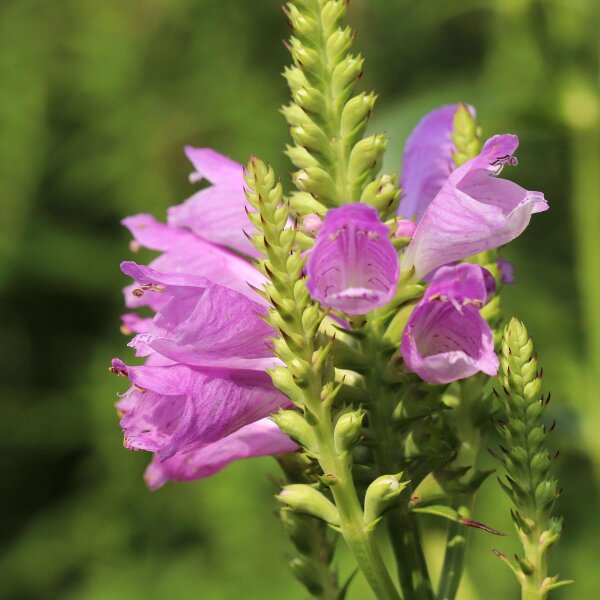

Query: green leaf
[411,504,504,536]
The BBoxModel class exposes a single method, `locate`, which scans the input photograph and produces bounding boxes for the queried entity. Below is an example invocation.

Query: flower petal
[306,204,399,314]
[121,262,273,365]
[403,134,548,278]
[167,148,259,257]
[122,214,264,311]
[402,302,498,384]
[424,263,489,306]
[112,359,288,461]
[143,418,297,489]
[400,104,474,220]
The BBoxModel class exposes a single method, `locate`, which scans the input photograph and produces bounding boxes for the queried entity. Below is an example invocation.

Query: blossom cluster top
[112,104,547,487]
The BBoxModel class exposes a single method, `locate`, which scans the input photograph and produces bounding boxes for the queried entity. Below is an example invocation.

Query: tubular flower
[144,418,297,490]
[167,147,259,257]
[112,359,289,462]
[112,148,297,487]
[400,104,475,221]
[306,203,399,315]
[122,262,274,367]
[402,133,548,278]
[401,263,499,384]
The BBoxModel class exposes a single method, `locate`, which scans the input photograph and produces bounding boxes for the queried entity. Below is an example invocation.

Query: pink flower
[113,148,296,487]
[306,204,399,314]
[402,133,548,278]
[144,419,297,490]
[401,263,499,384]
[167,147,259,257]
[400,104,475,220]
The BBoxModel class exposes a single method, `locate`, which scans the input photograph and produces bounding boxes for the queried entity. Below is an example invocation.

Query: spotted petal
[306,204,399,315]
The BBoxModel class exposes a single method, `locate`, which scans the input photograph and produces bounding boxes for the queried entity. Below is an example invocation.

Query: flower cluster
[112,148,296,489]
[112,105,547,487]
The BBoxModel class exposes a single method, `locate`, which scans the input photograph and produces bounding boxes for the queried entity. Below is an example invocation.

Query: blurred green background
[1,0,598,598]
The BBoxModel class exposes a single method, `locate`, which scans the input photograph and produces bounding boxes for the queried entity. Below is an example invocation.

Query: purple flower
[167,147,259,257]
[112,359,289,462]
[401,263,499,384]
[306,204,399,314]
[402,134,548,278]
[122,214,264,311]
[121,261,274,367]
[112,147,299,487]
[144,419,297,490]
[400,104,475,221]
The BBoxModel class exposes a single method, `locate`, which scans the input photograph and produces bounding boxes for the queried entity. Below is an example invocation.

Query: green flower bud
[268,367,305,405]
[273,409,317,452]
[341,92,377,140]
[363,473,408,526]
[451,103,481,167]
[334,409,364,454]
[277,484,340,526]
[289,191,326,217]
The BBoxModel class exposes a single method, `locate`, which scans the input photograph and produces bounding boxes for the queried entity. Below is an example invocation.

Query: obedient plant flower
[402,133,548,278]
[167,147,259,257]
[401,263,499,384]
[144,418,297,490]
[306,203,399,314]
[400,104,475,221]
[112,147,298,487]
[122,261,274,367]
[112,359,289,461]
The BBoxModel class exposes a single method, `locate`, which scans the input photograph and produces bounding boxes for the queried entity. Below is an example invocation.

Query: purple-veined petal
[122,214,264,310]
[403,134,548,278]
[306,204,399,315]
[144,418,298,489]
[402,302,498,384]
[121,262,273,365]
[401,263,499,383]
[400,104,475,221]
[112,359,288,461]
[167,147,259,257]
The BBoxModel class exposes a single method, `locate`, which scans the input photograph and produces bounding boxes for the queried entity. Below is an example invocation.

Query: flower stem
[363,323,434,600]
[436,377,484,599]
[309,381,401,600]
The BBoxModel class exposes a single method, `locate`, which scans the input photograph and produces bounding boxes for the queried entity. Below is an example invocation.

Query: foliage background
[1,0,598,598]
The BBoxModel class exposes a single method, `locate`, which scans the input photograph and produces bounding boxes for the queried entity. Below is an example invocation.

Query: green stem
[435,499,474,600]
[520,529,547,600]
[436,379,483,599]
[387,509,435,600]
[312,410,401,600]
[363,324,434,600]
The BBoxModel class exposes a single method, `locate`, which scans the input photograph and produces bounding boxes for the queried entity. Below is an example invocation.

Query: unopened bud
[303,214,323,235]
[277,484,340,526]
[272,410,317,452]
[394,219,416,239]
[334,410,364,454]
[364,473,408,526]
